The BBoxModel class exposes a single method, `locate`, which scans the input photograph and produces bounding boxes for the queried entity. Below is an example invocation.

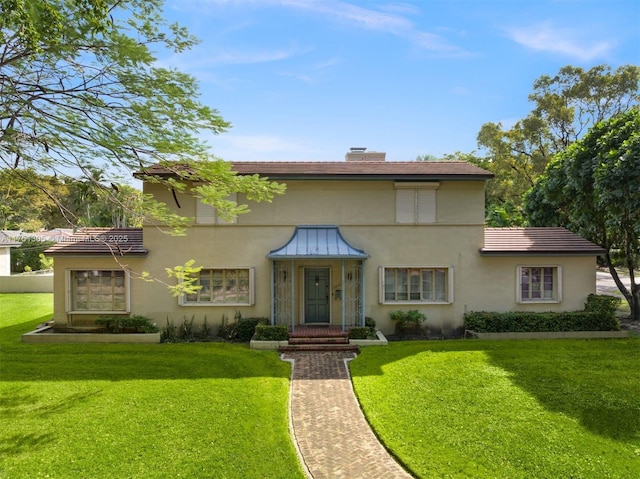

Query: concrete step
[289,337,350,345]
[279,344,360,353]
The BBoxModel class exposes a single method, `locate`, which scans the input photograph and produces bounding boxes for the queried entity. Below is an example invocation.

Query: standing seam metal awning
[266,225,369,259]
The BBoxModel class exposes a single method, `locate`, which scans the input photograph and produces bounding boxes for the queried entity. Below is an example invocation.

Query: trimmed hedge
[348,327,371,339]
[230,317,270,342]
[584,293,621,318]
[464,294,621,333]
[254,324,289,341]
[96,315,159,333]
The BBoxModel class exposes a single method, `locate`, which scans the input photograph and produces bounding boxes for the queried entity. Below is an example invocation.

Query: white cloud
[205,46,306,65]
[206,133,322,161]
[179,0,468,56]
[505,21,614,61]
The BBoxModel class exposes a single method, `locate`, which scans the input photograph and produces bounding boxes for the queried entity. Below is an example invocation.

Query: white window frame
[179,267,255,306]
[66,269,131,314]
[395,182,439,224]
[517,265,562,303]
[195,193,238,225]
[379,265,454,304]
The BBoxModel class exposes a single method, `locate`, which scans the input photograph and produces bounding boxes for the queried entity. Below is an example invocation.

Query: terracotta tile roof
[45,228,148,256]
[135,161,493,180]
[481,228,606,256]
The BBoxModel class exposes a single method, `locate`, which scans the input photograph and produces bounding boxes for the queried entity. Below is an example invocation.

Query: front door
[304,268,330,323]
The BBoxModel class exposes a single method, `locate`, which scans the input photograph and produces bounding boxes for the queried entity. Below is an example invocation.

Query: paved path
[596,269,632,296]
[282,352,413,479]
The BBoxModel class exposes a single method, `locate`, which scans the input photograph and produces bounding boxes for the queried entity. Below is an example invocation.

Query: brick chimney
[345,147,386,162]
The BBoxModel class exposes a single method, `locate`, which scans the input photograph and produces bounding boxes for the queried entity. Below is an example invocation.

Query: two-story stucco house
[47,149,604,336]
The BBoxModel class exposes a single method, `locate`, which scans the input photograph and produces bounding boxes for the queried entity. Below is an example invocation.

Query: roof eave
[479,249,606,256]
[45,251,149,257]
[258,174,493,181]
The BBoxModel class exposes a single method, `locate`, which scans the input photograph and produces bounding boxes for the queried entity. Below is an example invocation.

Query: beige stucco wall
[50,177,600,337]
[468,255,599,313]
[134,176,489,335]
[0,274,53,293]
[134,224,487,335]
[143,179,486,226]
[51,256,147,330]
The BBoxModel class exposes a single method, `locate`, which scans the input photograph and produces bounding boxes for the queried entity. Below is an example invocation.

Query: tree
[415,154,441,161]
[0,0,284,232]
[478,64,640,224]
[524,108,640,321]
[0,168,69,230]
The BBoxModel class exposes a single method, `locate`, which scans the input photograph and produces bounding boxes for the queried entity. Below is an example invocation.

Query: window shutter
[417,189,436,223]
[196,198,216,224]
[396,189,415,223]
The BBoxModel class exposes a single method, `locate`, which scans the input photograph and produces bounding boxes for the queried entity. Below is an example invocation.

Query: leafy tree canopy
[477,64,639,225]
[524,107,640,320]
[0,0,284,230]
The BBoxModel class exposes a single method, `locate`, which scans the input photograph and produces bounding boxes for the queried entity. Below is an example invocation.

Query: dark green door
[304,268,330,323]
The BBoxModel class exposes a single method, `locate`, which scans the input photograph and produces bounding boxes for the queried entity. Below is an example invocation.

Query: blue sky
[161,0,640,162]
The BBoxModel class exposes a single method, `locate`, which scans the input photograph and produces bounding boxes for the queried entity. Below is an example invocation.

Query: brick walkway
[282,352,413,479]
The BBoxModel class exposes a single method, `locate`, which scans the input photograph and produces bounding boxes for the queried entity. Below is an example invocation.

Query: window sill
[381,301,452,305]
[67,310,129,315]
[517,300,561,305]
[180,303,253,307]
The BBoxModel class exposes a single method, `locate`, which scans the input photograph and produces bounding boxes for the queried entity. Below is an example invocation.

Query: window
[380,266,452,303]
[518,266,561,302]
[69,270,128,313]
[181,268,254,305]
[395,182,438,224]
[195,193,237,224]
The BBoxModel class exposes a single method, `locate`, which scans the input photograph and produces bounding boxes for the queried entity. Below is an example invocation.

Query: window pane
[199,271,211,302]
[543,268,554,299]
[208,270,221,302]
[409,269,421,300]
[422,270,433,300]
[397,269,408,300]
[224,270,238,303]
[435,269,446,301]
[238,269,250,303]
[521,267,530,300]
[384,269,395,301]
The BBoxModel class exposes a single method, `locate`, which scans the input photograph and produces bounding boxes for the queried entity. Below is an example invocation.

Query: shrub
[390,310,427,335]
[218,314,234,340]
[254,324,289,341]
[365,317,376,330]
[348,327,372,339]
[230,317,270,342]
[585,294,621,319]
[96,315,159,333]
[197,316,212,340]
[161,318,179,342]
[463,310,620,333]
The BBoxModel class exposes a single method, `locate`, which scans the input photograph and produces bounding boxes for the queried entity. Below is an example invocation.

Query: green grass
[0,294,304,479]
[351,339,640,479]
[4,294,639,478]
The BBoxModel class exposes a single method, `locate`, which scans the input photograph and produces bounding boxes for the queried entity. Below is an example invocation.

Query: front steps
[279,326,359,353]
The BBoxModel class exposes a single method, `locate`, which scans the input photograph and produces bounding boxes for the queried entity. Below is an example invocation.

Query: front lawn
[0,294,304,479]
[350,340,640,479]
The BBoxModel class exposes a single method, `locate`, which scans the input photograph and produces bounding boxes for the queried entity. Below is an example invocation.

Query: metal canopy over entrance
[267,226,368,332]
[267,225,368,260]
